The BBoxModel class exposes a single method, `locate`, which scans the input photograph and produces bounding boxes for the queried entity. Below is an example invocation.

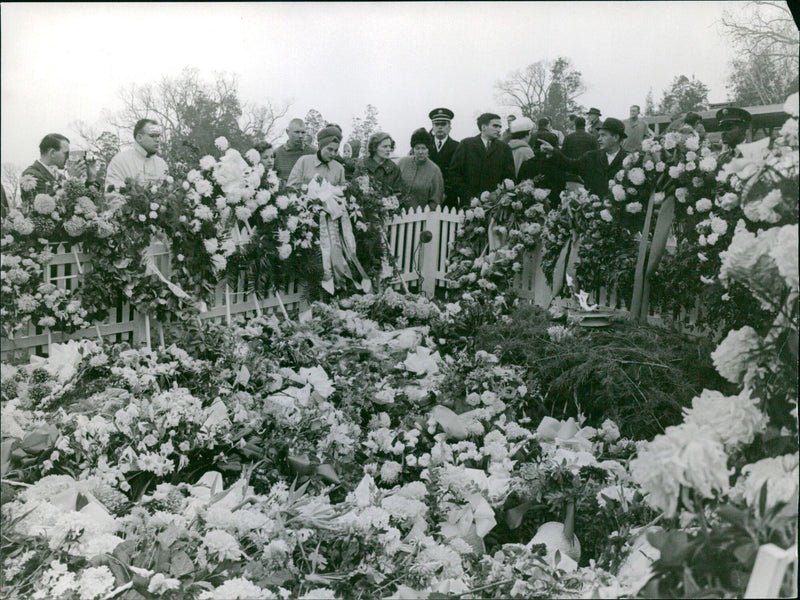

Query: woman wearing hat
[353,132,403,195]
[396,128,444,209]
[286,125,346,188]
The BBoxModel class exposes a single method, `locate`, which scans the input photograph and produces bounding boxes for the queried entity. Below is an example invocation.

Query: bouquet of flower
[446,179,552,298]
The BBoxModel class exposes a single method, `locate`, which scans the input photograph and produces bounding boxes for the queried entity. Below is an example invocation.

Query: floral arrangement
[0,177,108,336]
[446,178,552,297]
[626,95,798,598]
[234,173,400,300]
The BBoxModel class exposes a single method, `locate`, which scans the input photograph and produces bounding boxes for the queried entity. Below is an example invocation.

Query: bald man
[274,118,316,182]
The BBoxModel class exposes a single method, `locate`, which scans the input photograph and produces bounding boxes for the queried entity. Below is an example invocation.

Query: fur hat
[317,126,342,149]
[410,128,433,149]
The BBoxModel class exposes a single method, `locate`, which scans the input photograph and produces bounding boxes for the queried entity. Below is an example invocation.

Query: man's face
[507,115,516,128]
[287,122,306,147]
[630,106,640,120]
[50,140,70,168]
[721,123,746,147]
[588,113,599,125]
[431,120,451,140]
[136,124,162,155]
[482,119,503,140]
[598,129,620,151]
[320,141,339,162]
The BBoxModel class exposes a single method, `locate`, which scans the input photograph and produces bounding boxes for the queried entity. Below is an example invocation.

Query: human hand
[538,140,554,154]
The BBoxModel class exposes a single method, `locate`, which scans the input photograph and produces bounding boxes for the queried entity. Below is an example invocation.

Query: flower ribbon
[309,177,371,295]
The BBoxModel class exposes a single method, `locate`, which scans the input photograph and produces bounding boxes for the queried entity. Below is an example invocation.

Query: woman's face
[320,141,339,162]
[412,144,429,163]
[261,148,275,171]
[375,138,393,160]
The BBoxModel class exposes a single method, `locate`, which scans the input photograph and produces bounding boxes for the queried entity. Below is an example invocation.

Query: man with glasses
[21,133,101,207]
[105,119,169,194]
[428,108,459,208]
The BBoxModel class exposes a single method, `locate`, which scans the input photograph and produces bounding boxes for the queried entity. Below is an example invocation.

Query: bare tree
[241,98,292,144]
[2,163,22,206]
[720,2,799,74]
[494,61,550,119]
[495,58,587,128]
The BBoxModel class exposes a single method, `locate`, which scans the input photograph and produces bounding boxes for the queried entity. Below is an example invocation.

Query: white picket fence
[1,206,703,360]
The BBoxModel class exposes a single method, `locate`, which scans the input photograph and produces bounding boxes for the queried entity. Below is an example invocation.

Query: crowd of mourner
[3,102,754,218]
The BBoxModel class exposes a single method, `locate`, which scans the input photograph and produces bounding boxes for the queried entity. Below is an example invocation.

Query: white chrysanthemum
[186,169,202,183]
[711,326,761,384]
[683,388,768,451]
[203,238,219,254]
[202,529,242,561]
[731,453,799,515]
[695,198,712,212]
[380,460,402,483]
[630,422,731,516]
[194,205,213,221]
[668,164,684,179]
[199,155,217,170]
[277,244,292,260]
[625,202,642,214]
[275,195,290,210]
[718,192,739,211]
[699,156,717,172]
[194,179,213,197]
[260,205,278,222]
[628,168,646,186]
[709,215,728,235]
[245,148,261,165]
[76,566,115,600]
[769,224,798,291]
[205,577,276,600]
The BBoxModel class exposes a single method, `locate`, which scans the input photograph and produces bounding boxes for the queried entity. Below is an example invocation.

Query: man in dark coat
[20,133,100,207]
[448,112,515,208]
[561,116,598,159]
[516,131,566,201]
[428,108,460,208]
[538,117,629,198]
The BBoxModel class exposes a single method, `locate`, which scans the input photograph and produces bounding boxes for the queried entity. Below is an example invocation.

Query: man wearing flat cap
[538,117,629,198]
[428,108,460,208]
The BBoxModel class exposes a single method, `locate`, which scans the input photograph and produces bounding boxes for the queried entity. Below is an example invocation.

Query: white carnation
[625,202,642,214]
[214,137,229,151]
[628,167,646,186]
[695,198,712,212]
[199,155,217,170]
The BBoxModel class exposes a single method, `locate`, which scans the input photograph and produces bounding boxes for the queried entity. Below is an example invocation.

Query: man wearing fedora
[586,107,602,138]
[538,117,629,198]
[428,108,460,208]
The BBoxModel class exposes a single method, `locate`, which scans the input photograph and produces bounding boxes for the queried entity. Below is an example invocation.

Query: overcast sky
[2,1,742,168]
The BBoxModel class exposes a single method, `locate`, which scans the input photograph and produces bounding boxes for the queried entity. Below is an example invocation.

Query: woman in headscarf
[396,128,444,209]
[287,126,346,188]
[353,132,403,195]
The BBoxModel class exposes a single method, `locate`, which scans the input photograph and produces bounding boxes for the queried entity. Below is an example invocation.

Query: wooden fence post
[420,207,441,297]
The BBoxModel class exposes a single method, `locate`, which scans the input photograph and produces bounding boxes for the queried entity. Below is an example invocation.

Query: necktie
[437,139,442,152]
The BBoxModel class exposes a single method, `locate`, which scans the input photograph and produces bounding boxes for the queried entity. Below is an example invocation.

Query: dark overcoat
[448,135,515,208]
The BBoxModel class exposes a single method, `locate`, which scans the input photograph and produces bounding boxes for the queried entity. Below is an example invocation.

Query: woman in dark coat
[353,132,403,195]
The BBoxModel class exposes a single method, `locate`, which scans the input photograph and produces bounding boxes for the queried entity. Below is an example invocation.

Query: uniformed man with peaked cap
[428,107,460,208]
[716,106,753,165]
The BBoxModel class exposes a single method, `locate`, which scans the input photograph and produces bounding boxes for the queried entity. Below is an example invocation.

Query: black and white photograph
[1,2,798,599]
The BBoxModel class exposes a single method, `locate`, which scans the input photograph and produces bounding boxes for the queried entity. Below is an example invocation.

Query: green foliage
[658,74,710,116]
[467,304,731,439]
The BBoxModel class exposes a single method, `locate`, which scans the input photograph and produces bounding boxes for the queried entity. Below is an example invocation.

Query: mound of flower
[3,285,664,600]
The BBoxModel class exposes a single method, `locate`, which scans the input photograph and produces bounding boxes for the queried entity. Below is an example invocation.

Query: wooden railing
[1,206,705,359]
